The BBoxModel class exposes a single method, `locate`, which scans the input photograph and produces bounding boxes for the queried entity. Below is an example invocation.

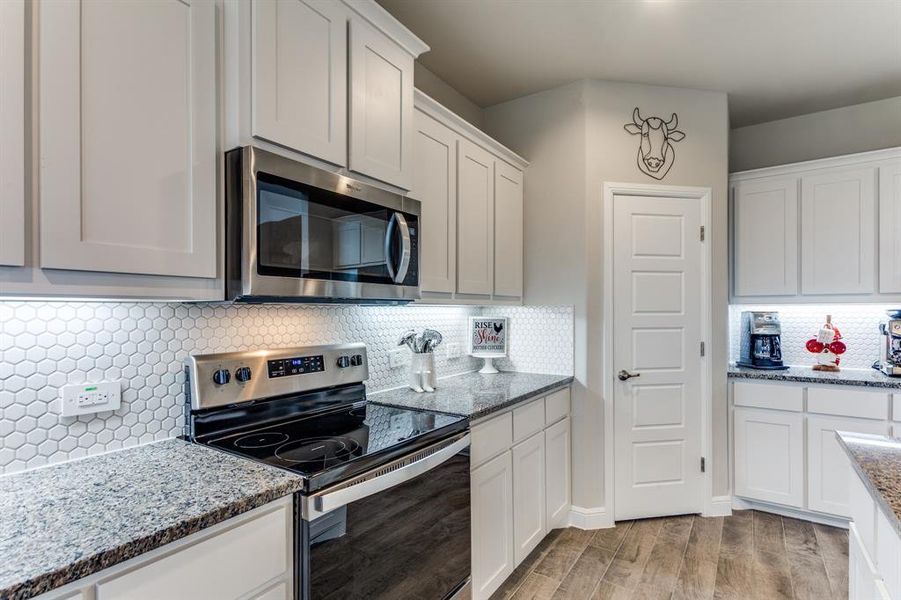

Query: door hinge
[699,225,705,242]
[701,457,706,473]
[700,341,705,357]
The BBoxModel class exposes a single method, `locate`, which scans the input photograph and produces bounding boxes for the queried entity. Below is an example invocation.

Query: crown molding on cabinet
[341,0,429,57]
[730,146,901,181]
[414,89,530,170]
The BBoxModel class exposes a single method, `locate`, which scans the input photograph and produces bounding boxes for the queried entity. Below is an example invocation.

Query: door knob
[617,370,640,381]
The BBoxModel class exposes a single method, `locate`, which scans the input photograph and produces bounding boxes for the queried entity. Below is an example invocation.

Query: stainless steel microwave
[225,147,420,303]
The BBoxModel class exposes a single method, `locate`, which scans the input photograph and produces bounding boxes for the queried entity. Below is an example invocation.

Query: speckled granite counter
[837,431,901,538]
[369,371,574,420]
[728,364,901,389]
[0,438,304,600]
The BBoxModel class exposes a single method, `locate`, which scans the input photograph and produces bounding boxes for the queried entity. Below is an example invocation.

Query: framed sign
[469,317,508,357]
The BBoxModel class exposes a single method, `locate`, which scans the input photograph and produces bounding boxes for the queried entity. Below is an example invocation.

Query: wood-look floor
[489,510,849,600]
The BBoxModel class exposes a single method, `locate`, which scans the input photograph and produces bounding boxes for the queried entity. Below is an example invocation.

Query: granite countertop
[728,364,901,389]
[836,431,901,538]
[369,371,574,420]
[0,438,305,600]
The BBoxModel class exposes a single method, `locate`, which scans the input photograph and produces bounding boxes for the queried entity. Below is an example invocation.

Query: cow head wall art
[624,108,685,180]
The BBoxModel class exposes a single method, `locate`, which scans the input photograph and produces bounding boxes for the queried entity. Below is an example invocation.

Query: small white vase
[409,352,437,393]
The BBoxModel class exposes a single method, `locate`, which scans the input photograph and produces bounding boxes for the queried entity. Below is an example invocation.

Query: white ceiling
[377,0,901,127]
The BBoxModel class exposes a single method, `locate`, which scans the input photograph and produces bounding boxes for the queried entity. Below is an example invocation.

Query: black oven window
[256,172,415,284]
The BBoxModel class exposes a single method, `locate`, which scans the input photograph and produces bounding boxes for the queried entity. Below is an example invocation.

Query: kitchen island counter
[837,431,901,538]
[0,438,304,600]
[369,371,574,421]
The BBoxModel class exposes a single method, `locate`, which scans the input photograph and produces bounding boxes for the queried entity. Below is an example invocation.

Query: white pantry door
[613,194,703,520]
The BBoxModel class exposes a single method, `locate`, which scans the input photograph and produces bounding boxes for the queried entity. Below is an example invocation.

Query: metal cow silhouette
[624,108,685,180]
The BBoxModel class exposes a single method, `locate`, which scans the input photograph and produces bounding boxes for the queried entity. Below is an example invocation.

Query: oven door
[300,434,471,600]
[226,146,420,303]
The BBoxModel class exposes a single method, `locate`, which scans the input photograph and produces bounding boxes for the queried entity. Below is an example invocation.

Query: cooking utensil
[421,329,443,353]
[398,330,417,352]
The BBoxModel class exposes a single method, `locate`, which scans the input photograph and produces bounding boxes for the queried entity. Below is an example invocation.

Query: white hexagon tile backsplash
[729,305,898,369]
[0,302,574,474]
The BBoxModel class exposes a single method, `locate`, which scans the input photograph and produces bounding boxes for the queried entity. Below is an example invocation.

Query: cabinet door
[39,0,217,278]
[849,523,880,600]
[494,160,523,298]
[348,17,414,189]
[471,451,514,600]
[807,415,888,517]
[0,0,24,267]
[411,110,457,293]
[878,159,901,293]
[512,432,546,564]
[251,0,346,166]
[876,508,901,600]
[457,140,494,295]
[801,167,876,294]
[545,416,570,530]
[731,177,799,296]
[734,407,804,508]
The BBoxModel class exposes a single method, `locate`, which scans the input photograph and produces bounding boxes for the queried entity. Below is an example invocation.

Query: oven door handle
[384,212,412,284]
[308,433,469,518]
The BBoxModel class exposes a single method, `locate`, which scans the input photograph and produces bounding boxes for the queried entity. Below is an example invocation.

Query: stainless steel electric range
[184,343,471,600]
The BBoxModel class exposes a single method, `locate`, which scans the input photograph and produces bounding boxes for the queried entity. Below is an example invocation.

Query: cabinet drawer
[513,399,546,443]
[95,503,290,600]
[471,411,513,468]
[808,387,889,420]
[850,469,877,559]
[733,381,803,412]
[545,388,570,424]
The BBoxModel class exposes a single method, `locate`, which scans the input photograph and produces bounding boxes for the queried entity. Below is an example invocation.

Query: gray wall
[730,96,901,172]
[414,62,485,128]
[485,80,730,512]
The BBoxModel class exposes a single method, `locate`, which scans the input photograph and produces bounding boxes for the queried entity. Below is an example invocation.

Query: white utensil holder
[409,352,437,393]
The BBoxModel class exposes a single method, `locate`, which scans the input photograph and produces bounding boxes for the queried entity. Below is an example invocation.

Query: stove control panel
[268,355,325,378]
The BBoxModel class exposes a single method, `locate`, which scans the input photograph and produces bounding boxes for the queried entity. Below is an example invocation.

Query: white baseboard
[568,505,615,530]
[732,497,850,529]
[703,495,734,517]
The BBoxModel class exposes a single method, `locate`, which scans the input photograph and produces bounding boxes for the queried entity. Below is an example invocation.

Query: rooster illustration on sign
[493,322,504,334]
[624,107,685,180]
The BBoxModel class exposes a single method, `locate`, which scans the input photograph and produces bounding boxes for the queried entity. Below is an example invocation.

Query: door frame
[602,181,714,519]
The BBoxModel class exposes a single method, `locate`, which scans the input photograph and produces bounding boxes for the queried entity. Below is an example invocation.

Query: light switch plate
[388,348,410,368]
[60,381,122,417]
[445,342,461,359]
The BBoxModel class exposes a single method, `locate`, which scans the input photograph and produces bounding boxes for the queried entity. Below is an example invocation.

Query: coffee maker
[877,310,901,376]
[738,311,788,370]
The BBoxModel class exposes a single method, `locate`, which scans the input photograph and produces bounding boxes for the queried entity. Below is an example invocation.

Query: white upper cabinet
[457,139,495,295]
[730,147,900,302]
[411,110,457,293]
[348,16,414,189]
[251,0,347,166]
[493,161,524,298]
[879,159,901,293]
[39,0,217,278]
[732,177,798,297]
[0,0,25,267]
[800,167,876,295]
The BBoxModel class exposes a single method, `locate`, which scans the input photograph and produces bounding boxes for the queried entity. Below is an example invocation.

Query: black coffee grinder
[737,311,788,370]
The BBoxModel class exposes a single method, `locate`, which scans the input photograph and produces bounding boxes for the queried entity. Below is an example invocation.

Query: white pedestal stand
[477,356,500,374]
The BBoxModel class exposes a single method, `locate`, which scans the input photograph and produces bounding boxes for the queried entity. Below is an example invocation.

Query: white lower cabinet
[471,450,515,600]
[807,415,889,517]
[849,468,900,600]
[734,406,805,508]
[35,498,293,600]
[512,432,546,564]
[470,387,571,600]
[545,416,571,529]
[849,522,882,600]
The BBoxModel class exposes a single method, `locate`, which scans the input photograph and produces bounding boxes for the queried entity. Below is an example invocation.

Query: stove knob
[212,369,231,385]
[336,356,351,369]
[350,355,363,367]
[235,367,252,383]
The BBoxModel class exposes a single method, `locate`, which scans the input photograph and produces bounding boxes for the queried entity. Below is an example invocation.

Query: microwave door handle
[393,213,412,284]
[384,213,398,281]
[307,433,470,518]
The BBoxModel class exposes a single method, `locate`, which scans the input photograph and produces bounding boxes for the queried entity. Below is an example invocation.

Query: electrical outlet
[60,381,122,417]
[445,342,461,359]
[389,348,410,369]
